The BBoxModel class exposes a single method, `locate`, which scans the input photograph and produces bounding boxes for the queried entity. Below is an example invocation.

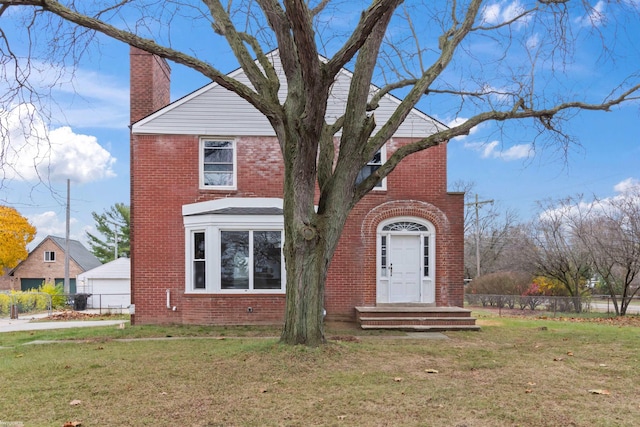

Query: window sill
[184,291,286,296]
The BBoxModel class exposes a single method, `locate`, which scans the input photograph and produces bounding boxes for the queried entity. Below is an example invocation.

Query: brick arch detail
[360,200,453,306]
[361,200,450,241]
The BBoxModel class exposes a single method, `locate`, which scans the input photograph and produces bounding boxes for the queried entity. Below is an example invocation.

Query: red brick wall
[129,50,464,325]
[130,47,171,124]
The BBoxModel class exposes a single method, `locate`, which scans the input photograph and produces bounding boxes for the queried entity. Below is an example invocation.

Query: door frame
[376,216,435,304]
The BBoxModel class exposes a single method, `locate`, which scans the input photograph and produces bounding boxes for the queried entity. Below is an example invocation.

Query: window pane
[193,232,205,289]
[204,164,234,172]
[204,148,233,163]
[194,261,206,289]
[381,235,387,277]
[356,149,383,187]
[253,231,282,290]
[221,231,249,289]
[204,140,232,149]
[423,236,430,277]
[204,172,233,186]
[370,151,382,165]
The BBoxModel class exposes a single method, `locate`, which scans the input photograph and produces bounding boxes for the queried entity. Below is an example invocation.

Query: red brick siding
[129,50,463,325]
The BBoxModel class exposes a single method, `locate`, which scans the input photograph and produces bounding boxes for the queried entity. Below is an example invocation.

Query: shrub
[0,293,10,315]
[38,281,65,308]
[467,271,533,295]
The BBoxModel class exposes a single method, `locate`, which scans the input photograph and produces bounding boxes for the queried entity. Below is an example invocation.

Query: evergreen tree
[86,203,130,263]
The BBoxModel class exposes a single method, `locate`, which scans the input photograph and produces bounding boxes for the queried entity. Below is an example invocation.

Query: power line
[465,194,494,277]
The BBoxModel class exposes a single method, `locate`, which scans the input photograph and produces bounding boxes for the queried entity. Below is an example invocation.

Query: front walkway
[0,311,128,333]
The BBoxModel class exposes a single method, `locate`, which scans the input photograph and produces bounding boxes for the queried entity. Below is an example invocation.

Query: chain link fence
[0,291,53,319]
[465,293,640,315]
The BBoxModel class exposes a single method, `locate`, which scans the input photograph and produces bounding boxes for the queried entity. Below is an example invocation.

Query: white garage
[76,257,131,310]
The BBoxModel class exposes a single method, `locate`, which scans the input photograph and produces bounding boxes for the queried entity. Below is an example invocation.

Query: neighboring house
[77,257,131,309]
[7,235,102,293]
[130,48,475,330]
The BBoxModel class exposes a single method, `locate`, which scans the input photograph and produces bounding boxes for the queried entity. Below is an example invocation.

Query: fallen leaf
[525,389,533,393]
[425,369,439,374]
[567,351,574,356]
[553,357,564,361]
[394,377,403,382]
[599,364,607,367]
[527,382,536,386]
[588,389,611,395]
[69,400,82,406]
[160,391,168,395]
[15,354,24,358]
[63,421,82,427]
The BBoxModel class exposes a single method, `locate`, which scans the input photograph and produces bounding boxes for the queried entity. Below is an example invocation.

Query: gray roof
[48,236,103,271]
[187,207,284,216]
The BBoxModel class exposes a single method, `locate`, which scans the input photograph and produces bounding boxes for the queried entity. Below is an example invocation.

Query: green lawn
[1,314,639,426]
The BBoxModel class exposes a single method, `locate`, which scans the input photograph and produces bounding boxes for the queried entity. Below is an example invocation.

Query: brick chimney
[129,46,171,124]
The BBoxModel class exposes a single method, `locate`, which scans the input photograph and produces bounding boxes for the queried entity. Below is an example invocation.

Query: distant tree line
[461,183,640,316]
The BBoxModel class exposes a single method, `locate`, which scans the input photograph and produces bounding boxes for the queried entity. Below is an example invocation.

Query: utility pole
[64,179,71,294]
[105,219,119,260]
[465,194,494,278]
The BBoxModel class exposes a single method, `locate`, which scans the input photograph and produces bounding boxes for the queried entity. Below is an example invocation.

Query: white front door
[389,235,421,303]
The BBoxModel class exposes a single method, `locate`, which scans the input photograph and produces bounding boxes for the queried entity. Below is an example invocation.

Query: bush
[467,271,533,295]
[0,293,10,315]
[38,281,66,308]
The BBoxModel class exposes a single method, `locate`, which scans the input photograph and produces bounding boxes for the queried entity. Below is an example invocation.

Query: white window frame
[44,251,56,262]
[183,198,286,294]
[357,143,387,191]
[199,137,237,190]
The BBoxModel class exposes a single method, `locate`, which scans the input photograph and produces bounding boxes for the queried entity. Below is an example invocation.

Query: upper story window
[44,251,56,262]
[356,144,386,190]
[200,138,236,190]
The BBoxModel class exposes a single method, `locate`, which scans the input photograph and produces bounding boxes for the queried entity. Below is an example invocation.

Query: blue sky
[0,1,638,250]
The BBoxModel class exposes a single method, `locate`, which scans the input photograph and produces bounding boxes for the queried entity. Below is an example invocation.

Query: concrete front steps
[355,305,480,332]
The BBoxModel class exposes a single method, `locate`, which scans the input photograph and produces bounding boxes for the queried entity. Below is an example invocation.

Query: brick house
[4,235,102,293]
[130,48,476,330]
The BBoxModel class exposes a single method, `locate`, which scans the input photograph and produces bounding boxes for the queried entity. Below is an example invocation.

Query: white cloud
[540,178,640,222]
[1,103,117,184]
[447,117,484,141]
[501,144,533,160]
[3,60,129,129]
[481,1,528,26]
[614,177,640,194]
[575,1,607,27]
[27,211,92,250]
[464,140,533,161]
[525,33,540,50]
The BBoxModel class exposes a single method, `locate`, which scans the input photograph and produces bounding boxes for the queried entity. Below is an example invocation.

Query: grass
[1,314,639,426]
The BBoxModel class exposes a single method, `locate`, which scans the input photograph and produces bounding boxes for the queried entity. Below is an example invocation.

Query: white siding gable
[132,51,446,138]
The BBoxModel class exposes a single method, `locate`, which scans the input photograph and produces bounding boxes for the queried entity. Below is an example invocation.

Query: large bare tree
[528,198,593,311]
[569,191,640,315]
[1,1,639,345]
